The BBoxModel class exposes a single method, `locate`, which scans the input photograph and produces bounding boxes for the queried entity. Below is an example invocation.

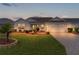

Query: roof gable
[15,18,25,23]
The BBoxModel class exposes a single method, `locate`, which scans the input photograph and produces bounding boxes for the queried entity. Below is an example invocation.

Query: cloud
[1,3,17,7]
[1,3,12,6]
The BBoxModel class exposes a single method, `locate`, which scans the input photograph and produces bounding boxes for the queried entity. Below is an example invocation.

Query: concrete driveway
[50,32,79,55]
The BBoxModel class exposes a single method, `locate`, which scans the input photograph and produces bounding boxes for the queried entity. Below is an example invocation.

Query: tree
[0,23,12,42]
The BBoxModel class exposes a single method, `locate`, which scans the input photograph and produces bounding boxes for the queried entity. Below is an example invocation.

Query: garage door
[47,23,68,33]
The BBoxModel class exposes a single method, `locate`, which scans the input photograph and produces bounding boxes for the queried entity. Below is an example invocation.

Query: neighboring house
[0,17,79,33]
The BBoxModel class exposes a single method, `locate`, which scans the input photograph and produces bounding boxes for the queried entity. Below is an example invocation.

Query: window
[41,24,44,28]
[18,23,25,27]
[18,24,21,27]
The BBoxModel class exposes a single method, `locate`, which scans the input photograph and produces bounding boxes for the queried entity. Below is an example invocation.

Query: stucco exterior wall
[13,21,78,32]
[13,22,31,32]
[25,23,31,30]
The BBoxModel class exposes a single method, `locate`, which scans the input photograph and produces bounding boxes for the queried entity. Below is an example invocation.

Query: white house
[13,17,79,33]
[0,17,79,33]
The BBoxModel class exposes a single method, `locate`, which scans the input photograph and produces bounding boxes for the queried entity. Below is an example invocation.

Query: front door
[31,24,39,31]
[31,24,45,32]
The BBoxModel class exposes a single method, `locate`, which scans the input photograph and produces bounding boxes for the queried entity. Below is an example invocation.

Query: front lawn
[0,33,66,55]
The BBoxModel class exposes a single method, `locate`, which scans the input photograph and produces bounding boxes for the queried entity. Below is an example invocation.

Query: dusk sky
[0,3,79,20]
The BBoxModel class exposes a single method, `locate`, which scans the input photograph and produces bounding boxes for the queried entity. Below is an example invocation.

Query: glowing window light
[32,25,35,29]
[41,24,44,27]
[18,23,25,27]
[18,24,21,27]
[73,28,75,32]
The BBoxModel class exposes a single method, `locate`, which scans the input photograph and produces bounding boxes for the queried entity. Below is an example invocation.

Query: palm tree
[0,23,12,42]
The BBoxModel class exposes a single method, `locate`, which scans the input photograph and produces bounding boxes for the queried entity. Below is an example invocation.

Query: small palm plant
[0,23,12,42]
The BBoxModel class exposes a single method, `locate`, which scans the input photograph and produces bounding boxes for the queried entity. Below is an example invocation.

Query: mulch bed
[0,39,15,45]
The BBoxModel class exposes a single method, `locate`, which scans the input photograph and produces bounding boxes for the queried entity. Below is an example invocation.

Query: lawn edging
[0,38,18,48]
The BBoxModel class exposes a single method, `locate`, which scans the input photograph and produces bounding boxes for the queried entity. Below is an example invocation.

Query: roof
[26,17,66,23]
[52,17,65,22]
[0,18,14,25]
[26,17,53,23]
[63,18,79,24]
[15,18,26,23]
[0,17,79,25]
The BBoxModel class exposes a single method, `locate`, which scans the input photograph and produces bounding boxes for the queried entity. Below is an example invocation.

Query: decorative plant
[46,32,50,34]
[0,23,12,42]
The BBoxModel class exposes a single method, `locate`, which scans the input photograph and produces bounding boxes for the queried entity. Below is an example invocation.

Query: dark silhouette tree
[0,23,12,42]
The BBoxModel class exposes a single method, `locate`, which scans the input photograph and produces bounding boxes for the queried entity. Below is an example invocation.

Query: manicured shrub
[25,30,29,33]
[25,30,33,33]
[46,32,50,34]
[36,27,39,31]
[67,28,73,33]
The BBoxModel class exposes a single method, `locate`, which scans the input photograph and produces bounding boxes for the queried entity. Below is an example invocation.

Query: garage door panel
[47,23,67,33]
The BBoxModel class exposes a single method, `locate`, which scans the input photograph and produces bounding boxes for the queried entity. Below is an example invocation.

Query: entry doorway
[31,24,45,32]
[31,24,39,31]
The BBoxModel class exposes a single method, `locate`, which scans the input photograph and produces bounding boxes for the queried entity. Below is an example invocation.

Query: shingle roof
[0,17,79,25]
[26,17,53,23]
[15,18,25,23]
[0,18,14,25]
[63,18,79,24]
[52,17,65,22]
[26,17,66,22]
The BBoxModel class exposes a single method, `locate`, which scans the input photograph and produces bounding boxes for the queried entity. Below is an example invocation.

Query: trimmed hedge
[25,30,32,33]
[68,27,79,33]
[68,28,73,33]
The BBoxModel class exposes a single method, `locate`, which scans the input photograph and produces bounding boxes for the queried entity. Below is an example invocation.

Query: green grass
[0,33,66,55]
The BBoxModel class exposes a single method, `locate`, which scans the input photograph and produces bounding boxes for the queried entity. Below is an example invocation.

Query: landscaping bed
[0,39,14,45]
[0,39,18,47]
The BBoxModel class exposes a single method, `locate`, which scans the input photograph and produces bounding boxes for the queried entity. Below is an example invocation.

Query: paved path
[50,32,79,55]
